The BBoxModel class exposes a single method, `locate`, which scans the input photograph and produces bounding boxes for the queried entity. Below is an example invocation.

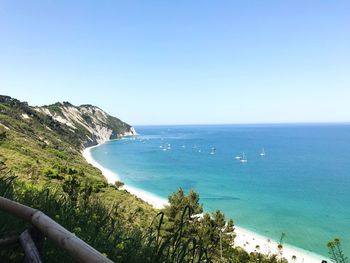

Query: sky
[0,1,349,125]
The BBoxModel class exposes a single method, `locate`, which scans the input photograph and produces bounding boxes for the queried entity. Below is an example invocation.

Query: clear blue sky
[0,1,349,125]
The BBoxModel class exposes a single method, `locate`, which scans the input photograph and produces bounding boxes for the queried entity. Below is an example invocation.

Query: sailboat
[260,148,266,157]
[240,152,248,163]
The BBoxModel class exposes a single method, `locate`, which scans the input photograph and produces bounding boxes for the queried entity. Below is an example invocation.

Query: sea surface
[90,124,350,257]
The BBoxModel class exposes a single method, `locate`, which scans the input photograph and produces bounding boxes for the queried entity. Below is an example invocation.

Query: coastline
[82,143,327,263]
[82,143,168,209]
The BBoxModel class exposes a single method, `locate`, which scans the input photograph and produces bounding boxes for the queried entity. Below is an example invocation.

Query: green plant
[327,238,348,263]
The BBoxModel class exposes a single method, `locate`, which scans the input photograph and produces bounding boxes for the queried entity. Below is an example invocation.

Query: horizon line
[133,121,350,127]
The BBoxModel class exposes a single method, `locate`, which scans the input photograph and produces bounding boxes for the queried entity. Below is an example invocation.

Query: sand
[234,226,326,262]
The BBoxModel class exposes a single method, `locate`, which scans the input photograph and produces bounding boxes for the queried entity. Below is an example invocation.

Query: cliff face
[0,95,136,148]
[35,102,136,146]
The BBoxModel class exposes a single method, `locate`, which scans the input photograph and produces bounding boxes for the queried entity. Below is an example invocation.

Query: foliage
[0,173,155,262]
[114,181,125,190]
[0,127,6,141]
[328,238,349,263]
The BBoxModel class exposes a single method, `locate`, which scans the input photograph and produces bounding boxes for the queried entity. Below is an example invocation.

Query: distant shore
[82,142,327,263]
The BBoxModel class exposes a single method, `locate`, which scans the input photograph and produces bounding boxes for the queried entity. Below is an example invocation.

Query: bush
[0,130,6,141]
[50,149,68,160]
[114,181,124,190]
[43,167,64,180]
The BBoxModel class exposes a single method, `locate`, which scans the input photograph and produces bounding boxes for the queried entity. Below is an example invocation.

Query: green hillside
[0,95,147,213]
[0,95,156,261]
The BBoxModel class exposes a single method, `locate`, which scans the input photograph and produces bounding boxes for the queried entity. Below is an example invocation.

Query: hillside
[0,96,136,149]
[0,93,151,192]
[0,95,136,188]
[0,95,157,261]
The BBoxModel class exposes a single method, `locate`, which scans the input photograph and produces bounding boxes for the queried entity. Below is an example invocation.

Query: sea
[90,124,350,257]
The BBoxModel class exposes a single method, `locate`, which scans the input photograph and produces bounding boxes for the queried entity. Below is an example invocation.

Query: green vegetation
[327,239,349,263]
[0,95,156,261]
[0,174,153,262]
[1,95,343,262]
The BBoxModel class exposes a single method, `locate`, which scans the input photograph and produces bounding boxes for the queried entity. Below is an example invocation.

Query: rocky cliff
[35,102,136,146]
[0,95,136,148]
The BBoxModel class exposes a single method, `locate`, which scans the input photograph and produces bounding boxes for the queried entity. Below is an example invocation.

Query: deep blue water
[91,124,350,257]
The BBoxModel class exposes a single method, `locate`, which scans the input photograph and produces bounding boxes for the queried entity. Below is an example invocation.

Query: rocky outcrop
[35,102,137,147]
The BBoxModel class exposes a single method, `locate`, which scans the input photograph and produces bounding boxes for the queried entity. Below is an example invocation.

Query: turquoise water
[91,124,350,257]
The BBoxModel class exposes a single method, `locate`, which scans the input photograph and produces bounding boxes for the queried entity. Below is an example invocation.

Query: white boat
[240,152,248,163]
[260,148,266,157]
[161,143,171,151]
[234,155,241,160]
[210,147,216,155]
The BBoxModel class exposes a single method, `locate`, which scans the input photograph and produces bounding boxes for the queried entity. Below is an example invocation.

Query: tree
[198,210,235,261]
[62,175,81,203]
[163,188,203,232]
[114,180,124,190]
[327,238,348,263]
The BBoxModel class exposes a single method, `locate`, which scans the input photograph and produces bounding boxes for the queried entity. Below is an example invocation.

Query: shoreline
[82,142,327,263]
[82,143,168,209]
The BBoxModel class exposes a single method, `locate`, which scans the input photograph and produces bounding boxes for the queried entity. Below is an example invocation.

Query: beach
[234,227,325,263]
[83,144,168,209]
[83,144,327,263]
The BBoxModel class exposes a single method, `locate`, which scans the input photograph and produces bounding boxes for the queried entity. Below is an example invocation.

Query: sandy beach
[82,144,168,209]
[83,144,328,263]
[234,227,326,263]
